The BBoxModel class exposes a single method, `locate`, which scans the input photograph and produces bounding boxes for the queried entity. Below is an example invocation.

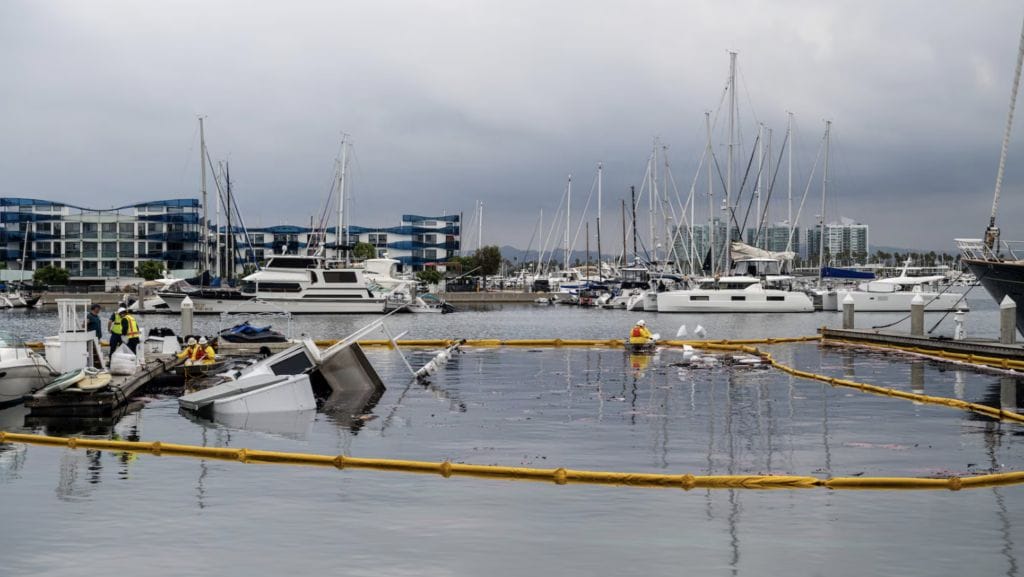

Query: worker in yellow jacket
[629,319,654,344]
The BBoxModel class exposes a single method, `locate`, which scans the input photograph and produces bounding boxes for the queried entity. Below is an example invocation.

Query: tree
[135,260,165,281]
[416,269,443,285]
[353,242,377,260]
[474,245,502,290]
[33,265,70,286]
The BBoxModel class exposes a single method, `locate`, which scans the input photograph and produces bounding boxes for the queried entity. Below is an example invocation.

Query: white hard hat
[187,337,197,345]
[117,307,127,314]
[199,336,208,345]
[636,319,646,326]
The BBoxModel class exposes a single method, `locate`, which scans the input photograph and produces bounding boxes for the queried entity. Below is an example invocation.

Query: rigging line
[568,171,600,261]
[990,12,1024,224]
[754,129,791,245]
[927,274,974,333]
[736,133,766,235]
[729,132,762,234]
[785,129,826,254]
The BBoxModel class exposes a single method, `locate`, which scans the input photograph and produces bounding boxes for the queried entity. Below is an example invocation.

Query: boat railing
[957,237,1024,261]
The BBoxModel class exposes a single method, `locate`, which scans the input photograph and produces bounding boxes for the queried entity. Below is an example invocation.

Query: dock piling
[911,294,924,336]
[1000,296,1017,345]
[842,294,855,329]
[181,295,194,337]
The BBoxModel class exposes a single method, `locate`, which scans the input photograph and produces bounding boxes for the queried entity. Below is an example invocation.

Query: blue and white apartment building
[0,197,460,283]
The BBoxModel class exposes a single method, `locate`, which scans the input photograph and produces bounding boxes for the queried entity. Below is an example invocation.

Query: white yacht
[656,256,814,313]
[158,254,387,314]
[833,276,965,312]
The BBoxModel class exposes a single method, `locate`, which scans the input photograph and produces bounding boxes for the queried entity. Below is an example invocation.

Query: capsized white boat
[0,337,56,406]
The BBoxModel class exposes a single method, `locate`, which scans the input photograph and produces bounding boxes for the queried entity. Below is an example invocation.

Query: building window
[83,242,98,258]
[36,222,52,234]
[83,222,98,238]
[147,223,162,234]
[368,233,388,246]
[424,249,437,260]
[253,234,265,245]
[120,262,135,277]
[66,261,81,275]
[65,222,80,237]
[102,261,117,276]
[65,242,81,257]
[119,242,134,258]
[119,222,134,236]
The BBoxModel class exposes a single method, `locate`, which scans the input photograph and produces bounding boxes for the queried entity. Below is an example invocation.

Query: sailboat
[956,12,1024,333]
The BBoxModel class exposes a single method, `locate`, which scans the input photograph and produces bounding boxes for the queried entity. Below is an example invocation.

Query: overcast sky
[3,1,1024,253]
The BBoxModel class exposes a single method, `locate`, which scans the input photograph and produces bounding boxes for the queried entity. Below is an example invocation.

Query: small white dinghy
[179,373,316,418]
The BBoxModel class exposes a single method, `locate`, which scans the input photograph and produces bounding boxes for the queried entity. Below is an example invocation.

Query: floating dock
[821,327,1024,367]
[25,355,183,417]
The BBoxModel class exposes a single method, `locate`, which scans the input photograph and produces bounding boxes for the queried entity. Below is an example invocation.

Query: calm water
[1,295,1022,577]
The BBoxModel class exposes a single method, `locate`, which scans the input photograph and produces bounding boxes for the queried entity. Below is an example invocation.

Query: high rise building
[806,218,869,265]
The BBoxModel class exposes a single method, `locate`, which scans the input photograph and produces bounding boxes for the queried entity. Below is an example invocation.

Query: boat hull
[833,289,966,312]
[962,258,1024,332]
[657,290,814,313]
[159,292,386,314]
[0,360,53,405]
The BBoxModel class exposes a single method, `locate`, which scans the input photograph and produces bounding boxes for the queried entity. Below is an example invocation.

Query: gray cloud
[2,1,1024,252]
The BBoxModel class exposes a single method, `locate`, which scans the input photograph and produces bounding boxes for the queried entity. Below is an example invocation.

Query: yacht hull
[962,258,1024,332]
[657,290,814,313]
[159,292,386,314]
[833,289,965,312]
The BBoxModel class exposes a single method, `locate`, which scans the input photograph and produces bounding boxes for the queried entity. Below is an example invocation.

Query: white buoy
[694,325,707,339]
[676,324,688,338]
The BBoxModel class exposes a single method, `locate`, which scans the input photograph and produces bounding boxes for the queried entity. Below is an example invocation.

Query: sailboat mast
[818,120,832,283]
[215,162,222,278]
[756,123,763,248]
[226,162,233,281]
[478,201,484,250]
[340,139,349,264]
[986,14,1024,251]
[630,185,638,263]
[565,175,571,270]
[706,111,714,276]
[649,142,657,264]
[621,199,627,268]
[199,116,208,273]
[725,50,737,274]
[787,112,793,251]
[596,162,603,281]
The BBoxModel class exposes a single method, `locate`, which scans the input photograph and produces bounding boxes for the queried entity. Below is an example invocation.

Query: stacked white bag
[110,344,139,375]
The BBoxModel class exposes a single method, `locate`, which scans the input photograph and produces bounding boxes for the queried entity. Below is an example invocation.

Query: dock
[821,327,1024,363]
[25,355,183,417]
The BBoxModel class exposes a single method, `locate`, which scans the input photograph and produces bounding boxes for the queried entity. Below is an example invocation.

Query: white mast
[199,116,208,272]
[756,122,763,249]
[787,112,793,250]
[649,141,657,264]
[725,50,737,274]
[597,162,603,280]
[215,162,222,276]
[706,111,714,276]
[564,175,572,270]
[336,134,347,260]
[765,126,772,249]
[818,120,832,283]
[478,201,484,250]
[340,138,350,264]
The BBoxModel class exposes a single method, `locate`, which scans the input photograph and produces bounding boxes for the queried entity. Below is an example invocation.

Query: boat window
[309,271,319,284]
[690,295,709,301]
[731,296,746,301]
[323,271,358,283]
[265,258,315,269]
[256,282,302,293]
[767,296,785,301]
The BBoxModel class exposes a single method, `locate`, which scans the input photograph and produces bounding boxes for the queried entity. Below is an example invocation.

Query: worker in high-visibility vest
[108,306,126,356]
[123,311,141,353]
